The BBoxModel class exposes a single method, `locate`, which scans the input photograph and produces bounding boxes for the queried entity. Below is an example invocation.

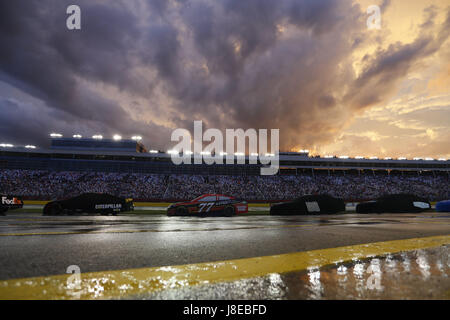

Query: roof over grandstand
[0,141,448,175]
[50,136,148,153]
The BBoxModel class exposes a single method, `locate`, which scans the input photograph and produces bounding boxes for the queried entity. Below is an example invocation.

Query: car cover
[436,200,450,212]
[270,194,345,215]
[356,194,431,213]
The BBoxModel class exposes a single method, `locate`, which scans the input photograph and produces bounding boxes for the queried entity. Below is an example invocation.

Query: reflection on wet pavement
[138,245,450,300]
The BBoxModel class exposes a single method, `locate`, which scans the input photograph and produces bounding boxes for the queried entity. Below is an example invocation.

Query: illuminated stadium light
[250,153,259,157]
[413,157,422,160]
[299,149,309,153]
[323,155,333,158]
[72,134,82,138]
[424,157,434,161]
[25,145,36,149]
[234,152,245,156]
[265,153,275,157]
[184,151,193,155]
[92,135,103,140]
[50,133,62,138]
[438,158,447,161]
[113,134,122,141]
[398,157,407,160]
[384,157,392,160]
[355,156,364,159]
[339,155,349,159]
[369,156,378,160]
[167,149,178,154]
[149,150,158,153]
[219,152,227,156]
[0,143,14,148]
[200,151,210,155]
[131,136,142,141]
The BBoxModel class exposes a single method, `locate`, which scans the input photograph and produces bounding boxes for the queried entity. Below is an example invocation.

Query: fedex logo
[1,196,21,205]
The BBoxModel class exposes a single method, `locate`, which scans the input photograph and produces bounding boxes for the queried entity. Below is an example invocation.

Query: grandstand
[0,135,448,202]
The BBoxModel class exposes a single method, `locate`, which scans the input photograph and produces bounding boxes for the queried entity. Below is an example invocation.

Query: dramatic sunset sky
[0,0,449,158]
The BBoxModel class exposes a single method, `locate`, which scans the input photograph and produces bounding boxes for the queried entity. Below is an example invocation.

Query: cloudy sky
[0,0,449,158]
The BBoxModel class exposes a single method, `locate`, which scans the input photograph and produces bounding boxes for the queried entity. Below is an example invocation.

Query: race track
[0,211,449,299]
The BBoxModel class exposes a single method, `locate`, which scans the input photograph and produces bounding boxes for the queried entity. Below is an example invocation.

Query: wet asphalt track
[0,211,449,281]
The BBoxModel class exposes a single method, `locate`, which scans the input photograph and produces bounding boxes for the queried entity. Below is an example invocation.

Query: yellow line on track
[0,234,448,300]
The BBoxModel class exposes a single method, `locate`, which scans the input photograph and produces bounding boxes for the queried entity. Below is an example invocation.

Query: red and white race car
[167,194,248,217]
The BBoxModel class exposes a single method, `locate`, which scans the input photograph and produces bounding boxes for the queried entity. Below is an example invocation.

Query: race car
[167,194,248,217]
[436,200,450,212]
[356,194,431,214]
[270,194,345,215]
[0,195,23,215]
[43,193,134,216]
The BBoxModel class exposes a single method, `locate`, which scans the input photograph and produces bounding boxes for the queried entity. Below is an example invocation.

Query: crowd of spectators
[0,169,448,201]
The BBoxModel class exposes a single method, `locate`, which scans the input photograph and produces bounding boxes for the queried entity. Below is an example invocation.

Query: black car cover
[270,194,345,215]
[356,194,431,214]
[43,193,133,215]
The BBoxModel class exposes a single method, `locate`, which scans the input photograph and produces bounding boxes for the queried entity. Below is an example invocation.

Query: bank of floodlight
[92,135,103,140]
[50,133,62,138]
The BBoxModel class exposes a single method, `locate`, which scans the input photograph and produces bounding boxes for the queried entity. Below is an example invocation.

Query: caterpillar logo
[94,203,122,209]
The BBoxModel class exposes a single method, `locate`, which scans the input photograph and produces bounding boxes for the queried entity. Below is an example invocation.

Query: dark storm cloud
[0,0,172,147]
[0,1,448,150]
